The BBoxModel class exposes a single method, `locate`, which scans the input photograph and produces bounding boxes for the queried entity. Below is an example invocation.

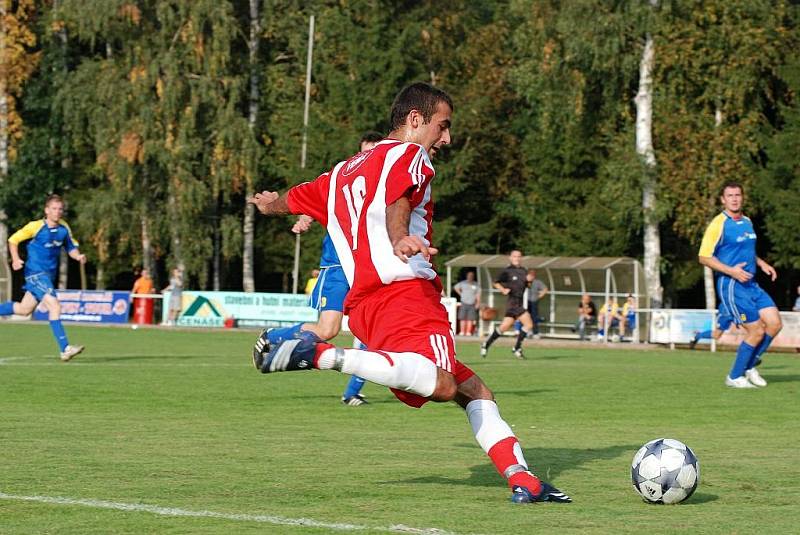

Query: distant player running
[480,250,533,359]
[698,181,782,388]
[0,195,86,361]
[249,82,570,504]
[256,132,383,406]
[688,308,735,350]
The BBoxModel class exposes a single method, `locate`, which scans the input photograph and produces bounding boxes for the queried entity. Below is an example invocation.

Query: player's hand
[501,288,510,295]
[11,258,24,271]
[77,254,87,265]
[392,236,437,263]
[730,262,753,283]
[292,215,314,234]
[247,191,279,214]
[760,262,778,282]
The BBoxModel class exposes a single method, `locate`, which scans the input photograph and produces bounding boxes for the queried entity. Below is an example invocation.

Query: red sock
[487,437,542,494]
[311,342,334,369]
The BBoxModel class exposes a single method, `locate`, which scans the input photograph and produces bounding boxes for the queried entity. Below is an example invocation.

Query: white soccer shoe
[745,368,767,387]
[725,375,756,389]
[60,344,84,362]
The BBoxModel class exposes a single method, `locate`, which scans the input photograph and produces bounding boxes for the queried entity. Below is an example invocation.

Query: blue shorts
[716,308,734,332]
[24,272,57,302]
[309,265,349,313]
[717,277,776,325]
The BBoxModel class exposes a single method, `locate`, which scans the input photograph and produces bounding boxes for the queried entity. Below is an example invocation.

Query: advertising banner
[33,290,131,323]
[163,291,318,328]
[649,309,800,350]
[649,309,713,344]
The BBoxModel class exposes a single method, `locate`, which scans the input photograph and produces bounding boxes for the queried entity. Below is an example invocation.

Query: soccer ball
[631,438,699,504]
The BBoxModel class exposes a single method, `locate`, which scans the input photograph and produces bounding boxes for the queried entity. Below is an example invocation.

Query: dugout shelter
[445,255,649,341]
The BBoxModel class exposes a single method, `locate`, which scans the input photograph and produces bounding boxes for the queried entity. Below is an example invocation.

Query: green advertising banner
[162,291,318,328]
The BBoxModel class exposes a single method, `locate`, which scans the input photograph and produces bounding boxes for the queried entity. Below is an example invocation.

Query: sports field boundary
[0,491,469,535]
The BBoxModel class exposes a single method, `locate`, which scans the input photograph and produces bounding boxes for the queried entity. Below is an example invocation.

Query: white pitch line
[0,492,463,535]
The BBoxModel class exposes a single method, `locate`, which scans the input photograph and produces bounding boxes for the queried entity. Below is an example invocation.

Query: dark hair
[719,181,744,197]
[45,194,63,207]
[360,131,383,144]
[389,82,453,131]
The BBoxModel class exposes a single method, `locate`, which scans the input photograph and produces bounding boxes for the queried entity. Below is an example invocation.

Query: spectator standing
[453,271,480,336]
[526,269,548,339]
[132,268,154,295]
[164,268,183,326]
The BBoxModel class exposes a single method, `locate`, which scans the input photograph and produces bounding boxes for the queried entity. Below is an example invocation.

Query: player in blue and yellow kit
[1,195,87,361]
[698,181,782,388]
[252,133,383,406]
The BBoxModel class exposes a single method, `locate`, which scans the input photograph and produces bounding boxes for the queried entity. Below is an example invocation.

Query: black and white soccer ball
[631,438,699,504]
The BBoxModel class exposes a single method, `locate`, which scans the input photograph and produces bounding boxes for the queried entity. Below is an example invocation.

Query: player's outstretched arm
[68,248,87,264]
[247,191,291,216]
[8,242,24,271]
[291,214,314,234]
[756,257,778,282]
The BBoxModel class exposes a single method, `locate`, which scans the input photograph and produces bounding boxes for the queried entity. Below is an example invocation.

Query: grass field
[1,323,799,534]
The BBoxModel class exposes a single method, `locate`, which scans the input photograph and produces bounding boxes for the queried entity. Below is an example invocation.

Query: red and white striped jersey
[287,139,440,312]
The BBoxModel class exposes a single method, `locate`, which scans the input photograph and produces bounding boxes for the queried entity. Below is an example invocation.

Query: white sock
[465,399,520,458]
[317,347,437,397]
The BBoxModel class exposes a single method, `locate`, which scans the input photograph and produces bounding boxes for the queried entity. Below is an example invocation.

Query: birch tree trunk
[0,2,10,300]
[635,7,662,308]
[242,0,260,293]
[704,105,724,309]
[141,214,154,277]
[59,250,68,289]
[168,190,185,274]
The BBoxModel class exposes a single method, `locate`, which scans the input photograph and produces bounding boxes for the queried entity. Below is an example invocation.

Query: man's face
[582,294,590,304]
[141,269,150,278]
[466,272,475,281]
[720,186,743,214]
[408,101,452,154]
[509,251,522,267]
[44,201,64,222]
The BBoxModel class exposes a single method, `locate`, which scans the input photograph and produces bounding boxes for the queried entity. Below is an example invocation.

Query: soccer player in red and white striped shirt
[248,82,570,504]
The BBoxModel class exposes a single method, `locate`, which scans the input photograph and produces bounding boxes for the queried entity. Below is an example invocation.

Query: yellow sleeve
[699,214,725,257]
[8,220,44,244]
[59,219,80,248]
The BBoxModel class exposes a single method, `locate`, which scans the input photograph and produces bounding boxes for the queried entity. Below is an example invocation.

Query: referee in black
[481,250,534,359]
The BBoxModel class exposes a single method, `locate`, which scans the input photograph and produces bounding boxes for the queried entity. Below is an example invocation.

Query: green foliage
[3,0,800,300]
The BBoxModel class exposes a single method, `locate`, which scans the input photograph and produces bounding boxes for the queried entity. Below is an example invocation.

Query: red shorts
[347,279,475,408]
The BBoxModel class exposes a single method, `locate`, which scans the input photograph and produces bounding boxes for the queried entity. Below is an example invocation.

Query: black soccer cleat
[511,482,572,504]
[260,330,321,373]
[341,394,368,406]
[252,329,272,370]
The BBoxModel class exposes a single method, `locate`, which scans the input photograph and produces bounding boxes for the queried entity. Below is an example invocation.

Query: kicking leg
[455,375,570,503]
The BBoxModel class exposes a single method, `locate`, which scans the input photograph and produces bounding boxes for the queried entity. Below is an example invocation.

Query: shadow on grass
[761,374,800,383]
[88,355,199,362]
[538,354,582,361]
[383,443,638,488]
[493,388,555,398]
[682,492,718,504]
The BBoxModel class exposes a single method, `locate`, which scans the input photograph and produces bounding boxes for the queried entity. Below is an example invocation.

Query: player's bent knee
[430,371,458,402]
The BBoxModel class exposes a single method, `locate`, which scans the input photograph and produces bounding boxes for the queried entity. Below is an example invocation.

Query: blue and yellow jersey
[699,212,757,277]
[8,219,79,276]
[319,234,340,268]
